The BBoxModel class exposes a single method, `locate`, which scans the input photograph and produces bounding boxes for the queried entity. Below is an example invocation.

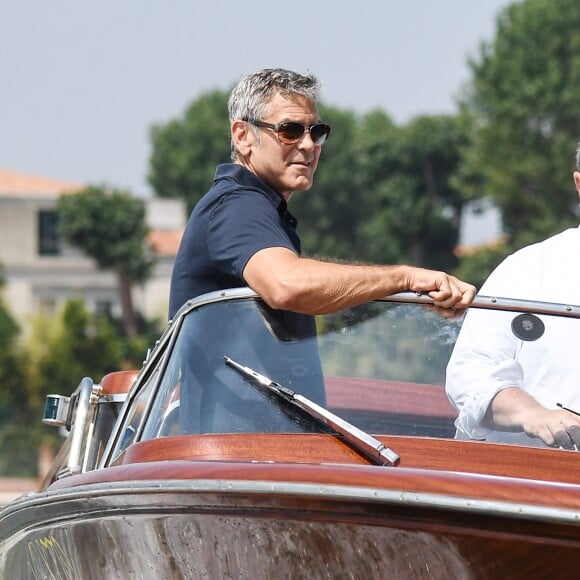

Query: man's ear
[574,171,580,199]
[231,120,254,158]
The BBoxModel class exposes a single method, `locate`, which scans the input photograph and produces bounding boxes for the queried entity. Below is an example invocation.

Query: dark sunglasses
[246,118,332,146]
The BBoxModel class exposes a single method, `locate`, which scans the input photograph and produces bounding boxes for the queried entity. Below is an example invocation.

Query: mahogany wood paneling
[325,376,456,418]
[100,370,139,395]
[47,432,580,511]
[114,433,580,484]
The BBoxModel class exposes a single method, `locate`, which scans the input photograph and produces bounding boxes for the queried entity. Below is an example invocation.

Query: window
[95,300,113,317]
[38,210,61,256]
[37,297,57,315]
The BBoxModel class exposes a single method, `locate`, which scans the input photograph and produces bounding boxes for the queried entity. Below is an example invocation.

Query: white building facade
[0,168,184,328]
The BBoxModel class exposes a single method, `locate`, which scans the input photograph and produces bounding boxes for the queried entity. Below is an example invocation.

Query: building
[0,168,184,328]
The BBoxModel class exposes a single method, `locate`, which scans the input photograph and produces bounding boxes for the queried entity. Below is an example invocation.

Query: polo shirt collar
[214,163,288,212]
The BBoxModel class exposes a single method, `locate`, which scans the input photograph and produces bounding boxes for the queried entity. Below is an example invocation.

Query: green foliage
[460,0,580,244]
[452,242,512,289]
[147,93,468,271]
[0,299,55,476]
[57,185,153,282]
[0,424,59,478]
[0,290,37,476]
[290,104,366,260]
[0,300,155,477]
[0,297,25,424]
[355,113,468,269]
[27,301,125,408]
[57,185,154,337]
[148,90,232,214]
[146,1,580,280]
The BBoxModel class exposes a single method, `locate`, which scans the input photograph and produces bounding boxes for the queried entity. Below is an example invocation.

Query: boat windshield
[130,294,580,449]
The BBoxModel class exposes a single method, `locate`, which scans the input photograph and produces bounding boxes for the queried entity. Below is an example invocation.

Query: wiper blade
[223,356,400,467]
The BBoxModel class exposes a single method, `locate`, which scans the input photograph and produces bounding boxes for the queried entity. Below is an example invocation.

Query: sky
[1,0,513,197]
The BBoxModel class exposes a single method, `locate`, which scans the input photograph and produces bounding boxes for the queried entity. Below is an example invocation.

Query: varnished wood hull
[2,456,580,579]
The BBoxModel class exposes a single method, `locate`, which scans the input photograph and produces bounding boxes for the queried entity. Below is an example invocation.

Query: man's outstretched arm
[243,246,476,315]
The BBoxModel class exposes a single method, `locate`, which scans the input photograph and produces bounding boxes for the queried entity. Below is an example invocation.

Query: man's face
[243,93,323,200]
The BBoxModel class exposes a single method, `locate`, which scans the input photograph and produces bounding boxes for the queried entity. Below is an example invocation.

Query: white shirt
[445,226,580,446]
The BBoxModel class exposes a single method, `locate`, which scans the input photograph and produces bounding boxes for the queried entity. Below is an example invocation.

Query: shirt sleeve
[445,254,525,439]
[206,189,297,279]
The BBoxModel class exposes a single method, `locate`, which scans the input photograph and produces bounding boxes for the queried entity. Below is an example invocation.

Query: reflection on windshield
[318,303,463,385]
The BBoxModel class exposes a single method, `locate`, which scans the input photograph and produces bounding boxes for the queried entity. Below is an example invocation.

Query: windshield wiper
[223,356,400,467]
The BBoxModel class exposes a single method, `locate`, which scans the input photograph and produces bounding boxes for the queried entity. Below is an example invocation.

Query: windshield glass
[136,295,580,449]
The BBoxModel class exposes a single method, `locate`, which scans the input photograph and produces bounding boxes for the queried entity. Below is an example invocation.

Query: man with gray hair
[446,141,580,449]
[169,68,475,432]
[169,68,475,318]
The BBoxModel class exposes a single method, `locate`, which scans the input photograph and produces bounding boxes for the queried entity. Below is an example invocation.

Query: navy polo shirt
[169,164,301,318]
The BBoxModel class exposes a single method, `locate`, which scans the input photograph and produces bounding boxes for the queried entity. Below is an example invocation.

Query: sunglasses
[246,118,332,146]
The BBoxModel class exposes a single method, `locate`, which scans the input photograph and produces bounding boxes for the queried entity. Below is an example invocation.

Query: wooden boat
[1,288,580,579]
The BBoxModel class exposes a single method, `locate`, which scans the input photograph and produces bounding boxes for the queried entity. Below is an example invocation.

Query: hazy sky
[1,0,512,196]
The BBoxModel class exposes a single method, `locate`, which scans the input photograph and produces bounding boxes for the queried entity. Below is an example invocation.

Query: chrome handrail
[66,377,94,475]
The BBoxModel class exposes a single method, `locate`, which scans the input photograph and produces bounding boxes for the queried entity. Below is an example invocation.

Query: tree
[146,91,468,271]
[459,0,580,246]
[355,113,469,270]
[147,93,369,258]
[0,272,43,476]
[57,186,154,337]
[0,286,25,424]
[148,90,232,213]
[27,301,126,407]
[452,242,511,290]
[289,104,366,260]
[0,300,131,477]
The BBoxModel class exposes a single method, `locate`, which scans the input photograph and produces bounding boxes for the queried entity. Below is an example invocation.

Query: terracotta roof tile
[147,230,183,257]
[0,168,83,196]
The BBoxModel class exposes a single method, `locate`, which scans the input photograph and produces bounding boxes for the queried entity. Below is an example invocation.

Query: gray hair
[228,68,321,161]
[576,138,580,170]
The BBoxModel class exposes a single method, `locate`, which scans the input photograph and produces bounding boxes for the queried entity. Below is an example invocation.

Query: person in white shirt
[446,148,580,449]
